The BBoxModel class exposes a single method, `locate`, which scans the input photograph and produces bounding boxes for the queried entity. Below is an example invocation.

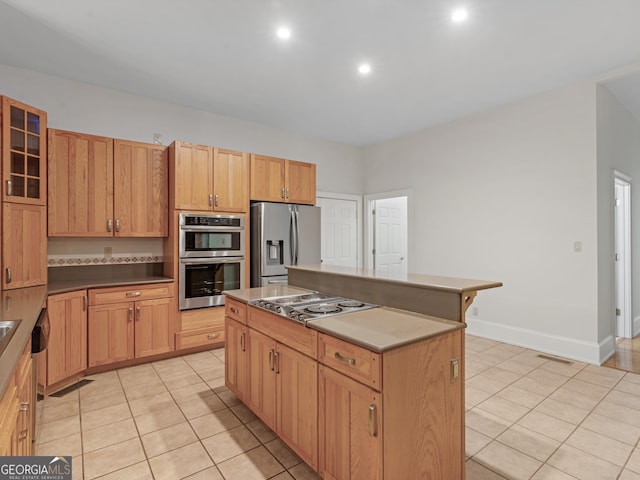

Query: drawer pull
[335,352,356,366]
[368,404,377,437]
[230,306,239,315]
[6,267,11,284]
[128,307,133,322]
[115,219,121,232]
[240,332,245,352]
[209,194,214,207]
[126,291,142,297]
[269,349,275,371]
[274,352,280,374]
[107,219,113,232]
[451,357,460,382]
[215,194,219,207]
[207,333,220,340]
[136,306,141,321]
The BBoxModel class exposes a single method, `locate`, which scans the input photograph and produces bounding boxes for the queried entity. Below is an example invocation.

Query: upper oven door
[179,214,245,258]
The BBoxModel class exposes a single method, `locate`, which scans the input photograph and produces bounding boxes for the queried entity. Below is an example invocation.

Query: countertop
[224,286,464,352]
[287,264,503,293]
[0,285,48,395]
[48,276,174,295]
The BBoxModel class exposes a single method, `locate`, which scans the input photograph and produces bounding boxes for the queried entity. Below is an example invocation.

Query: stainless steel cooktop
[248,292,378,325]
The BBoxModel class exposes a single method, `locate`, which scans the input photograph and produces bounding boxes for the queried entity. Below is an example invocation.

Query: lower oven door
[179,257,244,310]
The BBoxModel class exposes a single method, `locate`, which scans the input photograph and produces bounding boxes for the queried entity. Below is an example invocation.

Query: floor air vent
[536,354,572,365]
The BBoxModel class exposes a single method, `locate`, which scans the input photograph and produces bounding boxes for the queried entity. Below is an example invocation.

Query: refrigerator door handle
[289,207,296,264]
[294,208,300,264]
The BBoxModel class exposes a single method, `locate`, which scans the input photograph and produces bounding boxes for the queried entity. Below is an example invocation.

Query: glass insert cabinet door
[1,96,47,205]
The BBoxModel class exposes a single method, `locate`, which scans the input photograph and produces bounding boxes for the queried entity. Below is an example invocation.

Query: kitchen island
[224,267,501,480]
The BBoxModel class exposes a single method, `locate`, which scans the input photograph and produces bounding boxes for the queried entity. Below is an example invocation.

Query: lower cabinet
[176,307,224,350]
[225,317,248,400]
[88,283,175,367]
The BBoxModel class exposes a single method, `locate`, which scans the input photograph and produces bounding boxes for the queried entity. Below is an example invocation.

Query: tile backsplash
[48,237,164,267]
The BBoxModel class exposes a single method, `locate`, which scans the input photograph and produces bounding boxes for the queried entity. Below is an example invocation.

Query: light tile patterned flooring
[34,335,640,480]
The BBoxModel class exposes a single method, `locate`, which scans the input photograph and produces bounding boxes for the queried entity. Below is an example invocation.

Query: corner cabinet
[1,96,47,205]
[250,154,316,205]
[170,141,249,213]
[88,283,175,367]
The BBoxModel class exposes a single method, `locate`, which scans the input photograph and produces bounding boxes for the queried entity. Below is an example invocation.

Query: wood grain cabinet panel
[48,129,113,236]
[134,297,174,358]
[88,302,135,367]
[170,141,213,211]
[114,139,168,237]
[2,202,47,289]
[246,328,278,430]
[250,154,316,205]
[285,160,316,205]
[213,148,249,213]
[225,317,248,400]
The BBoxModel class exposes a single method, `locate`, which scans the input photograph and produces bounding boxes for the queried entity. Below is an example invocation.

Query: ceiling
[1,0,640,147]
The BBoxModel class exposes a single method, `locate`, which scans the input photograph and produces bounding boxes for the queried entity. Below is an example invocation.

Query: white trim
[465,316,614,365]
[316,191,363,268]
[364,189,412,271]
[613,172,632,338]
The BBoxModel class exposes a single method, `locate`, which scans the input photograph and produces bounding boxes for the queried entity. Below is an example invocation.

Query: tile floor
[34,335,640,480]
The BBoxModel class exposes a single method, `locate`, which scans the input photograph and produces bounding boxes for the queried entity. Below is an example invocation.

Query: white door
[317,197,358,267]
[614,176,632,338]
[373,196,407,275]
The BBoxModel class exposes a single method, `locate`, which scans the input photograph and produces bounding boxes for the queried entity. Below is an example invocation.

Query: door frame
[613,170,632,338]
[317,191,363,268]
[364,189,411,271]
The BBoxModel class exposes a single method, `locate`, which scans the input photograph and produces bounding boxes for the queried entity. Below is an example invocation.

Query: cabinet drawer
[225,298,247,324]
[89,283,174,305]
[180,307,224,331]
[318,333,382,390]
[175,327,224,350]
[248,307,317,359]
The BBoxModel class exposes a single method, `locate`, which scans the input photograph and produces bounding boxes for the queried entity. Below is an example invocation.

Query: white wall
[597,86,640,342]
[0,64,363,196]
[363,81,602,363]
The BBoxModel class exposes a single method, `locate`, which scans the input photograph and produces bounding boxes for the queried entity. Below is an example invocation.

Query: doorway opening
[614,171,632,340]
[364,191,409,275]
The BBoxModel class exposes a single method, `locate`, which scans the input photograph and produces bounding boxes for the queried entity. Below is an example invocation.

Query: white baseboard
[465,317,615,365]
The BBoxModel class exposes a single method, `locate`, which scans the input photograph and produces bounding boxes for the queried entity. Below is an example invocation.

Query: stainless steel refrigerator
[250,202,321,287]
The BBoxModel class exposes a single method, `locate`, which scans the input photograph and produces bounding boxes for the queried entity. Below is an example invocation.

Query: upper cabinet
[250,154,315,205]
[1,96,47,205]
[169,141,249,213]
[114,139,168,237]
[48,129,168,237]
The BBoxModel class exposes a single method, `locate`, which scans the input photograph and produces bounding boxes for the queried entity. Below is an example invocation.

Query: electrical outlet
[153,133,162,145]
[104,246,112,259]
[472,307,479,316]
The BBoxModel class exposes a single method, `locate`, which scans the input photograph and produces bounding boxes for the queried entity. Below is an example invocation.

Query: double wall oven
[179,213,245,310]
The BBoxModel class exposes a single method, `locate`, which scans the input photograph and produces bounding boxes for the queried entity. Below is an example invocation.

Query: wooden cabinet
[170,141,249,212]
[43,290,88,390]
[225,299,248,401]
[1,96,47,205]
[250,154,316,205]
[246,307,318,470]
[88,283,175,367]
[176,306,225,350]
[319,365,382,480]
[2,202,47,289]
[48,129,114,236]
[48,130,168,237]
[114,139,168,237]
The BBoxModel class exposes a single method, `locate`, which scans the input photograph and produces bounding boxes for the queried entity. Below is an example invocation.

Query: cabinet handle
[126,291,142,297]
[19,401,29,412]
[240,332,245,352]
[115,219,121,232]
[230,307,239,315]
[6,267,11,284]
[128,306,133,322]
[368,404,377,437]
[334,352,356,366]
[269,349,275,371]
[136,306,141,321]
[281,187,285,199]
[285,188,289,199]
[209,194,214,207]
[83,295,88,312]
[451,358,460,382]
[207,332,220,340]
[107,219,113,232]
[274,352,280,374]
[215,194,219,207]
[6,179,12,196]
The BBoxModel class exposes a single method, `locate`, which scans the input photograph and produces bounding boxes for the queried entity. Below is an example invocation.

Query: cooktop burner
[249,292,378,325]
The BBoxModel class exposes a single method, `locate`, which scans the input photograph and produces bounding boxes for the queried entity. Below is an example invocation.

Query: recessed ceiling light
[358,64,371,75]
[451,7,468,23]
[277,27,291,39]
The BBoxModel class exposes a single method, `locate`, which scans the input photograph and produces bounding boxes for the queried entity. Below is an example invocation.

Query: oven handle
[180,257,244,265]
[180,226,244,232]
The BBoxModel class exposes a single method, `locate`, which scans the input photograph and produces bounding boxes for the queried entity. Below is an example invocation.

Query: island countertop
[223,284,314,303]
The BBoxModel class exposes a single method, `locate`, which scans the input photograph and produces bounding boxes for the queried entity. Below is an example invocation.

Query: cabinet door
[47,290,88,385]
[319,365,382,480]
[2,203,46,289]
[114,140,168,237]
[250,154,285,202]
[172,142,213,211]
[1,96,47,205]
[246,328,277,430]
[276,343,318,471]
[225,317,248,400]
[134,297,174,358]
[213,148,249,212]
[16,359,32,455]
[48,129,114,236]
[285,160,316,205]
[88,303,134,367]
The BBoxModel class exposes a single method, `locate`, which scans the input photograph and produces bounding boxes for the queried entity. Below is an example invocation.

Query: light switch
[573,241,582,253]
